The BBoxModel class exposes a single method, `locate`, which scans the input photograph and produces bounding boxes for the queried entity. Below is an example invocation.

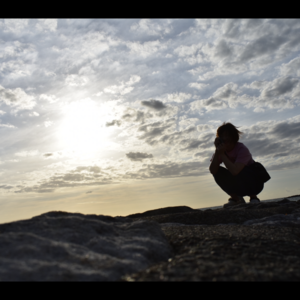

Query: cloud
[15,150,39,157]
[0,85,35,111]
[0,185,14,190]
[1,19,300,198]
[174,42,202,57]
[213,82,238,100]
[44,121,53,127]
[35,19,57,32]
[104,75,141,95]
[65,74,88,86]
[124,160,210,180]
[121,108,153,124]
[261,77,299,98]
[179,132,214,152]
[270,121,300,139]
[40,94,59,103]
[137,118,177,145]
[197,124,213,132]
[190,97,227,113]
[146,125,196,148]
[212,82,239,108]
[214,39,233,58]
[141,99,167,110]
[167,92,192,103]
[188,82,209,90]
[3,19,29,33]
[74,166,102,173]
[130,19,172,36]
[0,123,15,128]
[179,118,199,130]
[239,35,286,63]
[126,152,153,161]
[106,120,121,127]
[280,57,300,77]
[126,40,167,57]
[210,77,300,113]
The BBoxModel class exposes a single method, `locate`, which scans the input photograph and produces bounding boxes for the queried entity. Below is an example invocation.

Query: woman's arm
[221,153,245,176]
[209,138,222,175]
[209,150,220,175]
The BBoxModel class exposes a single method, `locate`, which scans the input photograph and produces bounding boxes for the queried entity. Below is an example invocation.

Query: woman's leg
[213,165,264,197]
[213,166,237,196]
[234,165,264,197]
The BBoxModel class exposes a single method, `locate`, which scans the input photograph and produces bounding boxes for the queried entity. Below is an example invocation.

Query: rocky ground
[123,196,300,281]
[1,196,300,281]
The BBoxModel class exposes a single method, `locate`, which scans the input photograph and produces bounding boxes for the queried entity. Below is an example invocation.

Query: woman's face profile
[220,133,235,152]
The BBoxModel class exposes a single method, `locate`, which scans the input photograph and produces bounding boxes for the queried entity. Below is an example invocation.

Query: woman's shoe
[223,196,245,208]
[250,197,260,204]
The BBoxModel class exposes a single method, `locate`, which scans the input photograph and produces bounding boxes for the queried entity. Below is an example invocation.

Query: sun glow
[58,99,113,156]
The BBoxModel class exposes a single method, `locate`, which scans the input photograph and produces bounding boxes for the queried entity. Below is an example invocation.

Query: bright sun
[58,99,113,156]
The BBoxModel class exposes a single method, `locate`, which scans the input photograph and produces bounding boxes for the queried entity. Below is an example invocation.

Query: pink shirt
[210,142,255,166]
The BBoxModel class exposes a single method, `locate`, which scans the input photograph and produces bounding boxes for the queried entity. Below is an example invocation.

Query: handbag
[252,162,271,183]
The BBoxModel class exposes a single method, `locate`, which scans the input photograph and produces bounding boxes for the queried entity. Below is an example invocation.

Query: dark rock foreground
[1,197,300,281]
[123,197,300,281]
[0,212,171,281]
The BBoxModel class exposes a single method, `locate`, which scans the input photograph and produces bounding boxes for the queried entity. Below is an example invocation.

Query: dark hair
[216,122,243,144]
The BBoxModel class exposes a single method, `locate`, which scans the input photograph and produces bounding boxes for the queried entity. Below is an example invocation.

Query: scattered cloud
[104,75,141,95]
[106,120,121,127]
[0,85,35,111]
[1,19,300,199]
[126,152,153,161]
[141,99,167,110]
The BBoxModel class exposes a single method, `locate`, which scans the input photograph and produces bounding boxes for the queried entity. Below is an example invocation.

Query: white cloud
[126,40,166,57]
[40,94,59,103]
[104,75,141,95]
[179,118,199,130]
[130,19,172,36]
[0,85,36,111]
[0,123,15,128]
[279,57,300,77]
[188,82,209,90]
[35,19,57,32]
[261,77,299,99]
[15,150,39,157]
[253,107,265,113]
[174,43,202,57]
[29,111,39,117]
[213,82,240,108]
[44,121,53,127]
[166,92,192,103]
[3,19,29,33]
[196,124,213,132]
[190,97,227,113]
[65,74,88,87]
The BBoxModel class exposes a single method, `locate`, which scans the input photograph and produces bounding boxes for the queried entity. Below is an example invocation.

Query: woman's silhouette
[209,122,268,208]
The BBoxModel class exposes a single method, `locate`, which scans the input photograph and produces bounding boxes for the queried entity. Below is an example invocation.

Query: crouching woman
[209,122,270,208]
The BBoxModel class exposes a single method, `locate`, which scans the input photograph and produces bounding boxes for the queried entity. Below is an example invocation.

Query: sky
[1,19,300,223]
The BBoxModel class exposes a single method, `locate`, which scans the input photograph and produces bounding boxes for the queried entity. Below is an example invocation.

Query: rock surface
[0,211,171,281]
[126,206,194,219]
[1,197,300,281]
[123,197,300,281]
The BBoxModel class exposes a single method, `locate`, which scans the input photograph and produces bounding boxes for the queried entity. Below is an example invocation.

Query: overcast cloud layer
[1,19,300,199]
